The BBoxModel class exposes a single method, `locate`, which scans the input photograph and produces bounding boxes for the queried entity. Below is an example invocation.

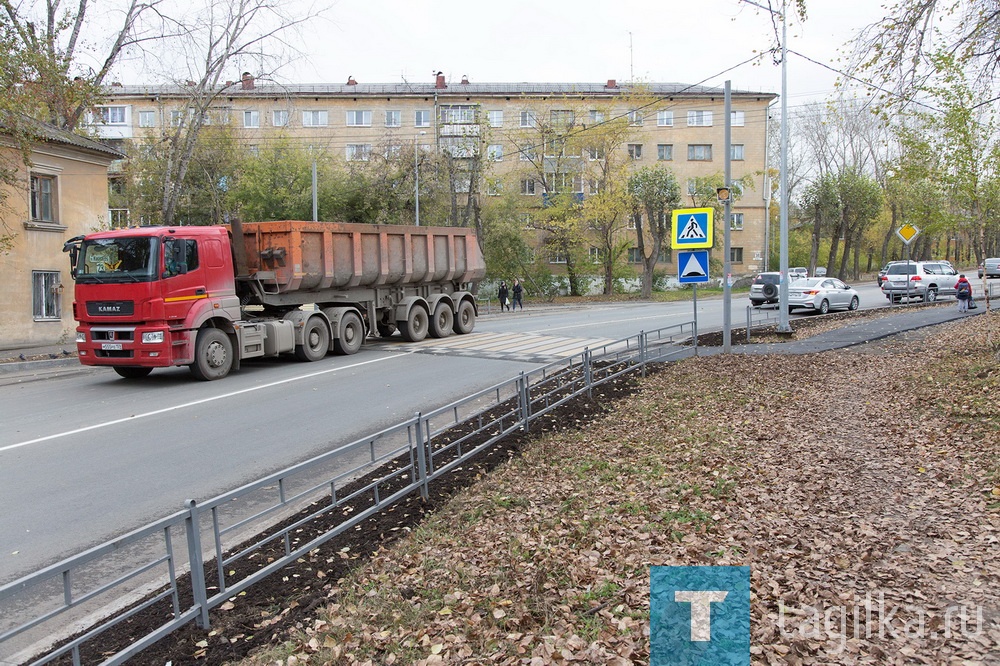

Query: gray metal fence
[0,321,695,666]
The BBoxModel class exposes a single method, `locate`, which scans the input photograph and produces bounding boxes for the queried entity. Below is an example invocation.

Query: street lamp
[414,130,427,226]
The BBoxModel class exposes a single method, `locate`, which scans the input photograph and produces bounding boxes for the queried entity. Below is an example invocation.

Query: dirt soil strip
[44,313,1000,665]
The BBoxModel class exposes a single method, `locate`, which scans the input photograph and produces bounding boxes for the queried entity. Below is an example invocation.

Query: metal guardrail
[0,321,695,666]
[745,305,781,341]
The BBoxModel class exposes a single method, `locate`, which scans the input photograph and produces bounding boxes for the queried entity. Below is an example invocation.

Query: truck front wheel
[295,317,330,361]
[400,306,428,342]
[190,328,233,381]
[333,311,364,355]
[453,300,476,334]
[430,302,454,338]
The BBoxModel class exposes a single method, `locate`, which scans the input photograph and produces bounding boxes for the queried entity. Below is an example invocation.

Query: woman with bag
[954,274,972,312]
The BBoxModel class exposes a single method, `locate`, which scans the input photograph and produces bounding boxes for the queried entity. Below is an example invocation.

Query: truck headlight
[76,331,86,343]
[142,331,165,344]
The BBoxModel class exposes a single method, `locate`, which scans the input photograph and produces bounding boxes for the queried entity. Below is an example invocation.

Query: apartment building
[93,73,777,276]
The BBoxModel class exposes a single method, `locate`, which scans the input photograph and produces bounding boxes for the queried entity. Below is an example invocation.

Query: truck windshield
[76,237,159,283]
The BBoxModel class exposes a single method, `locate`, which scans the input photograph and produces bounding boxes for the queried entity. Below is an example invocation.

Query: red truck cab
[65,226,241,377]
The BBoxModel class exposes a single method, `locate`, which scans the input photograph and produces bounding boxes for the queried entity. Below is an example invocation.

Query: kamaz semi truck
[63,220,485,380]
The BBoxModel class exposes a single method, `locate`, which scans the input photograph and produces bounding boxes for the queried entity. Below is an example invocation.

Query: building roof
[1,116,125,158]
[104,80,776,100]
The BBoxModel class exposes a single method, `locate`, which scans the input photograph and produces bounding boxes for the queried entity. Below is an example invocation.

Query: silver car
[984,258,1000,278]
[788,277,860,314]
[880,261,958,302]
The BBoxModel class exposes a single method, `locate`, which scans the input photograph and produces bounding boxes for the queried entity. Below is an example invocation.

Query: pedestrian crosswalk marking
[370,331,619,362]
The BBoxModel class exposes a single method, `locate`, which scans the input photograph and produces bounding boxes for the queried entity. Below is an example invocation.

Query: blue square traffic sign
[671,208,714,249]
[678,250,710,284]
[650,566,750,665]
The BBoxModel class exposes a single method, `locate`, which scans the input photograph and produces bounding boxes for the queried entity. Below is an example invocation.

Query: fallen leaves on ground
[242,313,1000,666]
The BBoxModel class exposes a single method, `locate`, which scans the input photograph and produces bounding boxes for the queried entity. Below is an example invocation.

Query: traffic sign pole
[723,80,732,353]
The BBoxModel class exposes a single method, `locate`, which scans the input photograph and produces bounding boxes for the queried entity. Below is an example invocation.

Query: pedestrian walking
[497,281,510,312]
[955,274,972,312]
[512,278,524,311]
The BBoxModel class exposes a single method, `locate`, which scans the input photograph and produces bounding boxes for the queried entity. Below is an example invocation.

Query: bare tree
[155,0,319,225]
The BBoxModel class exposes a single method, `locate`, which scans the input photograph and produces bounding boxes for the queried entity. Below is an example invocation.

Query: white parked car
[984,258,1000,278]
[880,261,958,302]
[788,277,860,314]
[788,267,808,280]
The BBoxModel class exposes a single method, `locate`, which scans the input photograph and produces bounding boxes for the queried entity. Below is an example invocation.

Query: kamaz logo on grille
[87,301,134,316]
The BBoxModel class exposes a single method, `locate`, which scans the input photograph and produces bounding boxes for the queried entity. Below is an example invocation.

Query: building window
[589,179,601,195]
[385,110,401,127]
[547,172,583,193]
[248,145,260,157]
[32,271,61,320]
[730,212,744,230]
[441,105,476,123]
[521,178,537,195]
[731,111,745,127]
[657,110,674,126]
[550,109,575,128]
[627,109,643,126]
[589,110,605,125]
[302,110,328,127]
[486,180,502,196]
[549,250,567,264]
[520,212,533,228]
[346,144,371,161]
[415,110,431,127]
[627,247,642,263]
[730,247,744,263]
[30,174,56,222]
[441,136,477,158]
[589,246,602,263]
[385,144,402,158]
[96,106,127,124]
[519,144,536,161]
[488,110,503,127]
[138,111,156,128]
[687,110,713,127]
[687,179,698,195]
[688,144,713,161]
[588,146,605,161]
[731,144,745,161]
[243,110,259,128]
[170,110,184,127]
[346,110,372,127]
[627,212,640,230]
[628,143,643,160]
[657,144,673,161]
[487,144,503,161]
[273,110,289,127]
[520,110,537,128]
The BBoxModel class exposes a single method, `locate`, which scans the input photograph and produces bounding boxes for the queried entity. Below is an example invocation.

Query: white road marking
[0,353,414,454]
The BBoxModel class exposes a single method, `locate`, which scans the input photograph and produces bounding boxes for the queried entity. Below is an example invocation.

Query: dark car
[749,272,782,306]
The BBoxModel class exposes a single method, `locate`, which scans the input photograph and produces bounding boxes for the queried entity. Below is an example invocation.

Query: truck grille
[86,301,135,316]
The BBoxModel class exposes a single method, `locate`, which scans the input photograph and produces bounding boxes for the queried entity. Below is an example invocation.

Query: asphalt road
[0,280,951,583]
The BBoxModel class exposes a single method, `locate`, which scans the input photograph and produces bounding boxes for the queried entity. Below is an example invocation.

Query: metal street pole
[723,81,732,352]
[777,0,791,331]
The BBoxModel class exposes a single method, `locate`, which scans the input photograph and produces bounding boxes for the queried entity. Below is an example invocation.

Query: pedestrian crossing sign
[677,250,710,284]
[671,208,714,249]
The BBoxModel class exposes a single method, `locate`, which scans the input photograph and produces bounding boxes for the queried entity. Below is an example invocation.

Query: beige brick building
[0,125,122,348]
[93,73,776,279]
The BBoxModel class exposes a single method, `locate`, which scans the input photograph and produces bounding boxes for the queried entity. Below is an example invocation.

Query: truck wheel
[333,311,364,355]
[453,300,476,334]
[430,302,454,338]
[400,306,428,342]
[190,328,233,381]
[295,316,330,361]
[113,366,153,379]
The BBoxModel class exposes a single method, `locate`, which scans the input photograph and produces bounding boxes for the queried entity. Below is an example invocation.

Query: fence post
[746,306,752,343]
[414,413,429,500]
[639,332,647,377]
[518,372,530,431]
[583,348,593,398]
[185,500,210,630]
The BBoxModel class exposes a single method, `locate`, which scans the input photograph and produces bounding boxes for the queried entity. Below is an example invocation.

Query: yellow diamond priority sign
[896,223,920,245]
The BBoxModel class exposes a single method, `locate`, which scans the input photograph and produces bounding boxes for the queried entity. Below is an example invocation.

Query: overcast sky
[281,0,889,106]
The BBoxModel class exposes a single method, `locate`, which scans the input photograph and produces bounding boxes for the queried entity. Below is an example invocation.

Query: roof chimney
[605,79,617,89]
[460,75,469,84]
[346,76,357,85]
[435,71,447,89]
[241,72,255,90]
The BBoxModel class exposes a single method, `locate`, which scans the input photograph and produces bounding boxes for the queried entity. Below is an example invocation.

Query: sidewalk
[0,303,986,375]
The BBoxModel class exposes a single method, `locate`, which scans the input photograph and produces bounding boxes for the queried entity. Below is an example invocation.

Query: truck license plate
[101,343,123,351]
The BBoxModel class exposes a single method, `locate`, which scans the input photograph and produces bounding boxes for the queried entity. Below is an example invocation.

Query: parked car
[880,261,959,302]
[788,277,860,314]
[788,267,808,280]
[814,267,827,277]
[749,272,782,306]
[984,258,1000,278]
[876,261,902,286]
